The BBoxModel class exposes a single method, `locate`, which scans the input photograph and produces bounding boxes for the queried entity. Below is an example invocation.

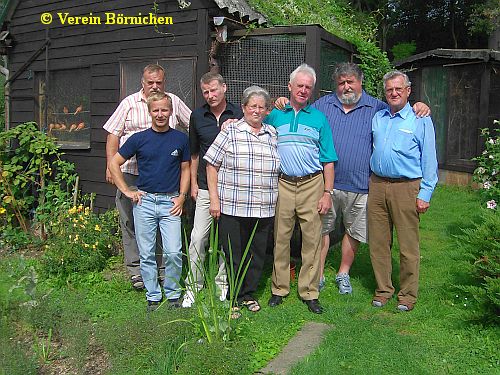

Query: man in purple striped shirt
[313,63,429,295]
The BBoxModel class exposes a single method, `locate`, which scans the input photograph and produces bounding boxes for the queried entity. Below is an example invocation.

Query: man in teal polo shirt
[266,63,337,314]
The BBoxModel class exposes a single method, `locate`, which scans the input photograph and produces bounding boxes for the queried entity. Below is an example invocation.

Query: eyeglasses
[385,87,408,95]
[245,104,267,112]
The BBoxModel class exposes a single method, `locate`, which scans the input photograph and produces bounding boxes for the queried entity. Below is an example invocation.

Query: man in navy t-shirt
[109,92,190,312]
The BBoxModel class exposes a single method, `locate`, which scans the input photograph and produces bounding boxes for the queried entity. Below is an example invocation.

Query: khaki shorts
[322,189,368,243]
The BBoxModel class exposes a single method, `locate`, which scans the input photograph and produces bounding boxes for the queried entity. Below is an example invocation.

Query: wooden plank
[305,26,321,100]
[195,8,208,107]
[80,180,116,196]
[91,89,119,103]
[421,66,448,165]
[478,64,491,155]
[10,8,197,37]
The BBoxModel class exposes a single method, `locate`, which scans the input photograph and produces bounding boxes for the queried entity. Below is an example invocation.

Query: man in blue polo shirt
[267,63,337,314]
[109,92,190,312]
[312,63,430,295]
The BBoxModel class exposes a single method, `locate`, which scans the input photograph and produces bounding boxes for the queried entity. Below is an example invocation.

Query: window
[120,58,196,109]
[38,68,91,149]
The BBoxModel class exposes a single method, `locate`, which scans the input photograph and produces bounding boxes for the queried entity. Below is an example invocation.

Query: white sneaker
[182,290,195,308]
[218,284,228,302]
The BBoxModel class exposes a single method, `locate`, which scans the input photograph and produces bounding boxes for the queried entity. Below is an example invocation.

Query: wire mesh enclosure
[38,68,91,149]
[220,34,306,103]
[120,57,196,109]
[218,26,354,104]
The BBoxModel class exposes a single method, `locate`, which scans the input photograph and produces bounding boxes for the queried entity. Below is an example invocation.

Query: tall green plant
[455,209,500,324]
[169,220,255,343]
[0,122,77,241]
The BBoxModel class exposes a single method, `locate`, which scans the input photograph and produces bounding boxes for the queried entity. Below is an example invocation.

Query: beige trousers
[368,174,421,305]
[272,174,324,300]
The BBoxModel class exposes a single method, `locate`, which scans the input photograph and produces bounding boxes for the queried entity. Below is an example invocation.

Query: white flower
[489,155,494,159]
[493,169,497,176]
[486,200,497,209]
[483,181,492,190]
[488,138,494,145]
[476,167,486,174]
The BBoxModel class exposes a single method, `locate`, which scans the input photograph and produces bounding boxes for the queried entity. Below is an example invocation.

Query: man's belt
[374,174,419,183]
[279,170,322,183]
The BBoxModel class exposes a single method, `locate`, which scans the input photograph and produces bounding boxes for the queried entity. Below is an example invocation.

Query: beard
[338,91,361,106]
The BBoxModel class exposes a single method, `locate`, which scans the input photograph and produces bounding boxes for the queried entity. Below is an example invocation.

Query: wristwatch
[324,189,334,195]
[180,192,188,199]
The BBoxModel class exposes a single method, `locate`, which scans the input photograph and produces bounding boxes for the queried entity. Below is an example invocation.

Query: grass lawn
[1,185,498,374]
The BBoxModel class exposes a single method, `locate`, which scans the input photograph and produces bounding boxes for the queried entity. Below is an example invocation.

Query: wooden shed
[0,0,354,210]
[395,49,500,184]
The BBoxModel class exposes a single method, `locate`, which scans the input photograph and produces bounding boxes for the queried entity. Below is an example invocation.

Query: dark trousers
[219,214,273,303]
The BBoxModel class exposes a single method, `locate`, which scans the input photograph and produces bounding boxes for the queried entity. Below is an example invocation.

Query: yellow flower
[92,244,96,249]
[0,207,6,215]
[84,243,90,248]
[68,206,77,215]
[94,224,101,232]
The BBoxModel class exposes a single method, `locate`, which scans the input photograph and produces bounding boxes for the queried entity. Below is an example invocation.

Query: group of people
[104,61,438,314]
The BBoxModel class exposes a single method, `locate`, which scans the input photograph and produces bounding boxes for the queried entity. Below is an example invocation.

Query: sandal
[231,306,241,319]
[131,274,144,290]
[242,300,261,312]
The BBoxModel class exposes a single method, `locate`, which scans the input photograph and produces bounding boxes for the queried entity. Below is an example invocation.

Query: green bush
[456,209,500,324]
[0,122,77,248]
[391,41,417,61]
[41,204,120,280]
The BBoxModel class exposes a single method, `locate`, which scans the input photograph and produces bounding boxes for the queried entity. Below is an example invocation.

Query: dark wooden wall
[6,0,226,210]
[406,59,499,173]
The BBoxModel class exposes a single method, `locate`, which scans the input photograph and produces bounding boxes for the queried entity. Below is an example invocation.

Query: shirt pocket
[392,128,416,153]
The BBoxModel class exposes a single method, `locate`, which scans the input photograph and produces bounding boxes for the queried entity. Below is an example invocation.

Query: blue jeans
[133,193,182,302]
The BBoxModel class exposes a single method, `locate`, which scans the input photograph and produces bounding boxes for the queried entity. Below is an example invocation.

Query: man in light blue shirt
[368,70,438,312]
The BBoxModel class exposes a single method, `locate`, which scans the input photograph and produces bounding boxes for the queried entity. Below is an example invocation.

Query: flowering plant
[41,202,120,279]
[472,121,499,210]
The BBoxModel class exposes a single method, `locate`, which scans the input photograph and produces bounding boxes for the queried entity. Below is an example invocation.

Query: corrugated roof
[395,48,500,66]
[213,0,267,25]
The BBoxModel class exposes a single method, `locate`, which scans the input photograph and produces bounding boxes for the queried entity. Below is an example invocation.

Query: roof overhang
[395,48,500,67]
[213,0,267,25]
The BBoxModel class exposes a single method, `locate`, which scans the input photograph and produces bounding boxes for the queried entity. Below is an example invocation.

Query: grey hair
[200,71,225,85]
[333,62,363,82]
[242,85,272,108]
[383,70,411,89]
[289,63,316,86]
[143,64,165,79]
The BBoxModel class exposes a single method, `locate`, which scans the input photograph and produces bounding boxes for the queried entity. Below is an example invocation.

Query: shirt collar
[284,103,312,113]
[202,101,239,117]
[328,90,374,110]
[382,101,412,119]
[236,119,274,136]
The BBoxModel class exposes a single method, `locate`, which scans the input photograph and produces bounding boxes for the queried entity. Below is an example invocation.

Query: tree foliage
[347,0,490,58]
[247,0,391,98]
